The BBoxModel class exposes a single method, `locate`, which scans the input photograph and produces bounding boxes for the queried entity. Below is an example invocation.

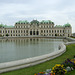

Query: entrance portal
[30,31,32,35]
[36,31,39,35]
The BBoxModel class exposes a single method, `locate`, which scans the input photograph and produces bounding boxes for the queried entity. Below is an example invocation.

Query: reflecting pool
[0,38,65,63]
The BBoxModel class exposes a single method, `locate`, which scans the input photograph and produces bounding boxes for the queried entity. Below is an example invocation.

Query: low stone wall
[0,43,66,73]
[65,37,75,41]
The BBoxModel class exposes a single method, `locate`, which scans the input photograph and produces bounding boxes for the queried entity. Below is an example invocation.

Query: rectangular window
[57,30,59,33]
[16,30,17,33]
[18,30,20,33]
[16,26,17,28]
[60,30,61,33]
[24,30,25,33]
[41,30,43,33]
[6,30,7,33]
[11,30,12,33]
[55,30,56,33]
[26,30,28,33]
[21,30,22,33]
[3,30,4,33]
[47,30,48,33]
[13,30,15,33]
[49,30,51,33]
[8,30,9,33]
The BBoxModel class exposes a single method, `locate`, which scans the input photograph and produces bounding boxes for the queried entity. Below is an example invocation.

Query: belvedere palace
[0,20,72,37]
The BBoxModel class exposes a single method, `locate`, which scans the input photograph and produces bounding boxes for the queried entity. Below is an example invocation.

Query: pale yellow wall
[0,23,72,37]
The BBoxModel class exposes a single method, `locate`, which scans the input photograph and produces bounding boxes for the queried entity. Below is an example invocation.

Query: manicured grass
[1,44,75,75]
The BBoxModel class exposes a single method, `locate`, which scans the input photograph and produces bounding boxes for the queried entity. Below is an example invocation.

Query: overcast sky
[0,0,75,33]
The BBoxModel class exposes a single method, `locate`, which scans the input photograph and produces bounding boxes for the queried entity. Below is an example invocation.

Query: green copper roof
[40,20,54,24]
[55,23,71,27]
[16,20,29,24]
[16,20,54,24]
[55,25,63,27]
[0,24,14,28]
[31,20,39,23]
[63,23,71,27]
[30,20,39,25]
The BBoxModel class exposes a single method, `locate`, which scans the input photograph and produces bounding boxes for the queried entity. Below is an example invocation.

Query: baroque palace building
[0,20,72,37]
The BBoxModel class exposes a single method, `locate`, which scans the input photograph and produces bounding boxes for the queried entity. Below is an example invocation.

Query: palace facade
[0,20,72,37]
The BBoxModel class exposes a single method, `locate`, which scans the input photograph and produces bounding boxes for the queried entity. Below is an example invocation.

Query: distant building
[0,20,72,37]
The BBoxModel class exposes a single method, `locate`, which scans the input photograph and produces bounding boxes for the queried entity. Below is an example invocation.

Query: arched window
[30,31,32,35]
[36,31,39,35]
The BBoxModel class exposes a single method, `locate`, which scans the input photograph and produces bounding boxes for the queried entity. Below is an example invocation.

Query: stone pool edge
[0,37,75,73]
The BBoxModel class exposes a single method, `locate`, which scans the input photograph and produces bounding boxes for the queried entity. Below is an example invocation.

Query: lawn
[0,44,75,75]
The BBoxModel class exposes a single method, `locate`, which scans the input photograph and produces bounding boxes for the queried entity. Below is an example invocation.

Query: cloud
[0,0,75,32]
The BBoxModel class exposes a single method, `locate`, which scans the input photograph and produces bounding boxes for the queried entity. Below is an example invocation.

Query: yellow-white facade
[0,20,72,37]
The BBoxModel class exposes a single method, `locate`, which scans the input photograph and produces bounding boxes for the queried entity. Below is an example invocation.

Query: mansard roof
[40,20,54,24]
[55,23,71,28]
[63,23,71,27]
[15,20,54,25]
[16,20,29,24]
[55,25,63,27]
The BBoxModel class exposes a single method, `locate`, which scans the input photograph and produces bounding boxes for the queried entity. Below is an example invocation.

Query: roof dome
[63,23,71,27]
[31,20,39,25]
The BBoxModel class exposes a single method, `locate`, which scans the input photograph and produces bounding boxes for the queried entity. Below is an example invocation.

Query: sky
[0,0,75,33]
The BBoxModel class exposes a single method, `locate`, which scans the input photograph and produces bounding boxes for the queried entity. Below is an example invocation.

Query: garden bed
[0,44,75,75]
